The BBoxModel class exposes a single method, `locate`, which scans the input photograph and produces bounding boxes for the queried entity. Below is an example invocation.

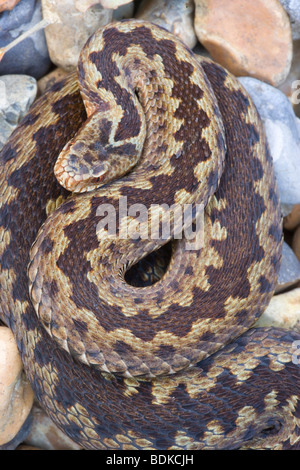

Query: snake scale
[0,20,299,450]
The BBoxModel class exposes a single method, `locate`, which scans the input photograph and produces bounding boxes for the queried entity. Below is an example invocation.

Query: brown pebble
[284,203,300,231]
[194,0,293,86]
[0,327,34,446]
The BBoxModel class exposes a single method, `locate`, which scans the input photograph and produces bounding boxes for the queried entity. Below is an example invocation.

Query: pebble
[0,0,21,12]
[279,39,300,117]
[276,242,300,293]
[293,225,300,261]
[136,0,197,49]
[0,74,37,150]
[256,288,300,332]
[284,203,300,230]
[41,0,113,71]
[238,76,300,206]
[279,0,300,40]
[0,327,34,448]
[0,0,52,79]
[194,0,292,87]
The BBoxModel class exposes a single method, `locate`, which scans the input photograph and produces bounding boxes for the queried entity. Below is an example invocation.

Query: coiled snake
[0,20,299,450]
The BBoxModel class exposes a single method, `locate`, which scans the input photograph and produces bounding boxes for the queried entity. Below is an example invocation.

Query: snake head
[54,113,142,193]
[54,139,109,193]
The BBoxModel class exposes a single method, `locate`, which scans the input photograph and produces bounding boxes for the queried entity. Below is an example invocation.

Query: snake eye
[91,163,106,178]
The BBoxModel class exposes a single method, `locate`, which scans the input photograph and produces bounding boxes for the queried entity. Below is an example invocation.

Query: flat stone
[256,287,300,332]
[0,74,37,150]
[0,327,34,448]
[276,242,300,292]
[239,76,300,205]
[194,0,292,86]
[0,0,51,79]
[136,0,197,49]
[41,0,113,72]
[279,0,300,40]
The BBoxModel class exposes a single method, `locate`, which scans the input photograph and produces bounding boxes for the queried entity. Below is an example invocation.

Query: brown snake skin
[0,20,299,450]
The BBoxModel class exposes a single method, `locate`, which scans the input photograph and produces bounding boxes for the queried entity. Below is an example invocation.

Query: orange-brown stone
[0,327,34,446]
[0,0,21,12]
[284,203,300,231]
[194,0,293,86]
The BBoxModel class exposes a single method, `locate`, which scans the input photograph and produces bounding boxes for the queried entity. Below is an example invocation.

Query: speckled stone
[0,0,51,79]
[136,0,197,49]
[0,74,37,150]
[279,0,300,40]
[41,0,113,72]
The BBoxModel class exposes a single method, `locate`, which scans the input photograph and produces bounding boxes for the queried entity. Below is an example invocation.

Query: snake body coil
[0,20,299,450]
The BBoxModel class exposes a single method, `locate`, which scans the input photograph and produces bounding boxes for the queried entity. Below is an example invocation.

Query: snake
[0,19,299,450]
